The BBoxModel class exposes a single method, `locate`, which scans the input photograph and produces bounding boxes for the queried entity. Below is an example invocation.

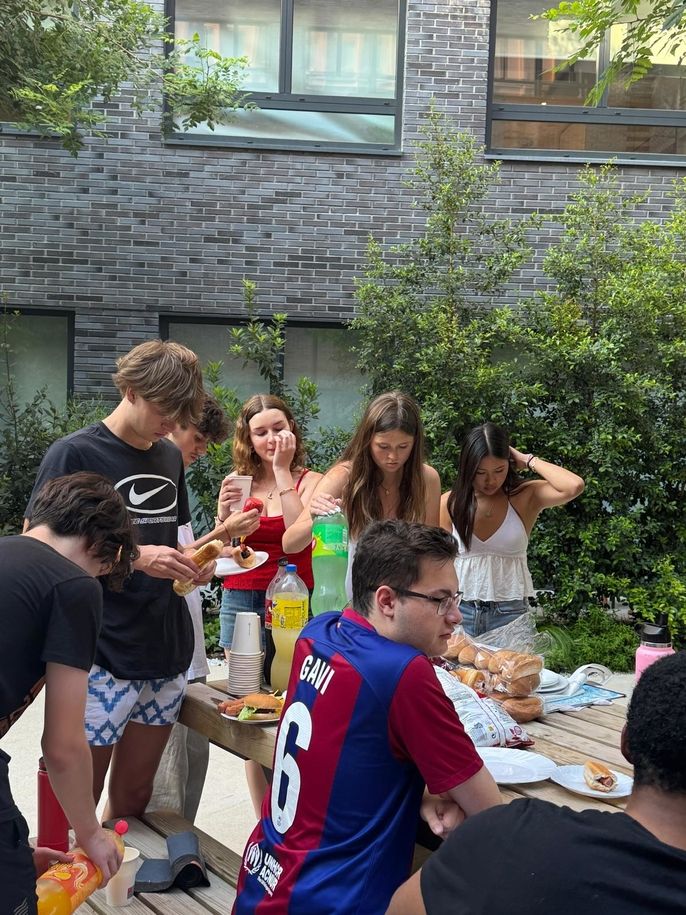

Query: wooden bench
[84,811,241,915]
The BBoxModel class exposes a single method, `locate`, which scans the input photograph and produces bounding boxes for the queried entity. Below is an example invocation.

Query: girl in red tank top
[216,394,321,814]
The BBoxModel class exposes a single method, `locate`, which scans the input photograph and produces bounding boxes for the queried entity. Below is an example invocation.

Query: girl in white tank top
[440,422,584,638]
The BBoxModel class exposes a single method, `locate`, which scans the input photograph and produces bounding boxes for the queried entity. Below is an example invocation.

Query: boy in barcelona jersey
[25,340,213,821]
[233,520,502,915]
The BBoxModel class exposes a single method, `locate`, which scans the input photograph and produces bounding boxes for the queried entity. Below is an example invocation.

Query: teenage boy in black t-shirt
[387,651,686,915]
[1,472,137,915]
[25,340,212,821]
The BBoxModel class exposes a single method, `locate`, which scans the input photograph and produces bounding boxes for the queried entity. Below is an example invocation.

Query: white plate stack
[228,612,263,696]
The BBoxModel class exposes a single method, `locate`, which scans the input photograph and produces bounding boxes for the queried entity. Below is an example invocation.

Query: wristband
[527,455,538,471]
[214,515,230,536]
[279,486,296,497]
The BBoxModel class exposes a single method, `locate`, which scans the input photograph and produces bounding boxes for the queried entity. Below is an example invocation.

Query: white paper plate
[550,765,633,799]
[221,712,280,726]
[476,747,557,785]
[215,551,269,576]
[536,669,570,693]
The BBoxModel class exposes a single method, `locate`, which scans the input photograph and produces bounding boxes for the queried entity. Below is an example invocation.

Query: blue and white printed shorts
[84,665,187,747]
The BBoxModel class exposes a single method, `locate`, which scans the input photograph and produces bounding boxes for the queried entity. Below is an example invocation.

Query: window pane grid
[490,0,686,160]
[171,0,403,149]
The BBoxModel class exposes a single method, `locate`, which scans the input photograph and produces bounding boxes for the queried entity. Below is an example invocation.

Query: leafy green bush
[351,108,686,638]
[203,614,222,656]
[541,607,639,673]
[0,310,107,534]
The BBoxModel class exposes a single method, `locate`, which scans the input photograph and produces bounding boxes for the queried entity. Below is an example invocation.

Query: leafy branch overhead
[540,0,686,104]
[0,0,251,154]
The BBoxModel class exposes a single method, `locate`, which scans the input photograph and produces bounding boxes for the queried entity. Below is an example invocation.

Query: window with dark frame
[488,0,686,164]
[162,317,364,430]
[0,310,73,412]
[167,0,405,154]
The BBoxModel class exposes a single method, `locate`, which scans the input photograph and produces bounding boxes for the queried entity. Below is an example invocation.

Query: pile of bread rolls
[445,633,544,723]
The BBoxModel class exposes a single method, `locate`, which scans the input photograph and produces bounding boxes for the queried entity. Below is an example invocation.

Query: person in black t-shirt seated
[0,473,137,915]
[387,651,686,915]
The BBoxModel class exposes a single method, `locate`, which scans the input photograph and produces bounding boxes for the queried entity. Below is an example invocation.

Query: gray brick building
[1,0,684,419]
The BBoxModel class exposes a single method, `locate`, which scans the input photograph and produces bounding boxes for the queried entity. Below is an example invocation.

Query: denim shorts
[459,598,529,639]
[219,588,266,650]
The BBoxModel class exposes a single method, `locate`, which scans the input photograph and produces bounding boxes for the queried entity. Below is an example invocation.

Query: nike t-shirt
[26,422,192,679]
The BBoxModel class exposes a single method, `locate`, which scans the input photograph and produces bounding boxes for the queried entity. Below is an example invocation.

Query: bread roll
[497,653,543,680]
[444,632,472,660]
[173,539,223,596]
[232,544,257,569]
[499,695,543,724]
[451,668,488,690]
[492,673,541,697]
[487,649,519,674]
[583,760,617,792]
[458,644,478,666]
[474,646,495,670]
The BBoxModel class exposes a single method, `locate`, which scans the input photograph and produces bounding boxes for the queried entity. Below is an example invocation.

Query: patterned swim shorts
[84,665,187,746]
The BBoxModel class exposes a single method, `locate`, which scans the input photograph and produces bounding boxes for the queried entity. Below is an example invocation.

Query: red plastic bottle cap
[114,820,129,836]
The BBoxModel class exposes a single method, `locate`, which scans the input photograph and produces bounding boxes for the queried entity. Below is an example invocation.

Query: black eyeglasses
[392,587,463,616]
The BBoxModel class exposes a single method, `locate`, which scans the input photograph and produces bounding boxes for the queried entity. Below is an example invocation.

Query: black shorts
[0,750,37,915]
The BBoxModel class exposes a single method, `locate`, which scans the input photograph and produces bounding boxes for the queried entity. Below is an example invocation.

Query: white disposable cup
[231,612,262,654]
[105,847,140,907]
[228,475,253,511]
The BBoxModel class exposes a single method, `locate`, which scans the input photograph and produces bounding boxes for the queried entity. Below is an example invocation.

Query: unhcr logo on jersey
[244,842,283,896]
[244,842,263,876]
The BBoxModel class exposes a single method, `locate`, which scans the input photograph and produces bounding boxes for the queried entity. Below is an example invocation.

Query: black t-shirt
[0,537,102,741]
[421,798,686,915]
[26,422,192,679]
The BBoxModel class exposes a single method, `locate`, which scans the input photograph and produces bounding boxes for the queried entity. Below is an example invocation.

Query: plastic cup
[105,846,140,907]
[229,475,253,511]
[231,612,262,655]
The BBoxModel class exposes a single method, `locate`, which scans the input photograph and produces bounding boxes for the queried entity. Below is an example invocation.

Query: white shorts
[85,665,187,747]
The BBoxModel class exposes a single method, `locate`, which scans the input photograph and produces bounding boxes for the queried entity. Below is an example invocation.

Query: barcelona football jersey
[233,609,482,914]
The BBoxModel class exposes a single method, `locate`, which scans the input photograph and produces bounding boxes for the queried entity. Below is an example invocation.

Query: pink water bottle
[635,613,675,682]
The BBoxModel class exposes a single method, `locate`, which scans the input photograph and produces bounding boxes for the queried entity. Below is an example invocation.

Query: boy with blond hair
[25,340,212,820]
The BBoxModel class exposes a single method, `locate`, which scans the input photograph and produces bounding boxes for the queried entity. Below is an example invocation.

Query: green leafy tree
[352,104,538,480]
[187,280,351,535]
[518,165,686,639]
[0,1,250,155]
[541,0,686,103]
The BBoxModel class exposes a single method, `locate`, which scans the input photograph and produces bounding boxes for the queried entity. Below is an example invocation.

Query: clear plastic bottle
[36,820,129,915]
[270,563,309,692]
[635,613,675,682]
[311,510,349,616]
[264,557,289,686]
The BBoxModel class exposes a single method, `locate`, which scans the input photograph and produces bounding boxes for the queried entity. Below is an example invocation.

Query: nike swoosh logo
[129,482,169,506]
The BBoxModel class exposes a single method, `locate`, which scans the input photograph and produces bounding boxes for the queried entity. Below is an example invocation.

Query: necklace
[379,483,397,497]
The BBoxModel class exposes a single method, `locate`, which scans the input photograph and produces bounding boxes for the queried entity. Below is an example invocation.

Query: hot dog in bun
[583,759,618,792]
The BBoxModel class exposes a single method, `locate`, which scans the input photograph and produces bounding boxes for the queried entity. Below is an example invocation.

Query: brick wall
[0,0,683,396]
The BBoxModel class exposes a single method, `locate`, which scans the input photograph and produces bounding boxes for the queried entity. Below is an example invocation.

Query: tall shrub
[352,104,538,480]
[519,167,686,637]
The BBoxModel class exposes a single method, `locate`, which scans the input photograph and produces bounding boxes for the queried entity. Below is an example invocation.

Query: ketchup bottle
[36,820,129,915]
[37,757,70,853]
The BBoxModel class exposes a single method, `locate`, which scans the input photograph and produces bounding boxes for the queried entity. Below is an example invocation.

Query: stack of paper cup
[228,612,263,696]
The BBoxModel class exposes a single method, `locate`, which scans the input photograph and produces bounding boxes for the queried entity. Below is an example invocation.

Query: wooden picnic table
[178,679,632,815]
[100,681,629,912]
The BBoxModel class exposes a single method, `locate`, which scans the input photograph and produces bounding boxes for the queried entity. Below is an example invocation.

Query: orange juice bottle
[36,820,128,915]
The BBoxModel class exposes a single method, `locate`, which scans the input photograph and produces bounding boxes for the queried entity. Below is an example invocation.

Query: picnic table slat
[557,706,625,731]
[177,683,276,769]
[524,721,631,771]
[538,712,627,748]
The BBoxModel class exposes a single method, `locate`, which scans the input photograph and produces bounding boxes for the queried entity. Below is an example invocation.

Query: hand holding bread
[173,539,223,596]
